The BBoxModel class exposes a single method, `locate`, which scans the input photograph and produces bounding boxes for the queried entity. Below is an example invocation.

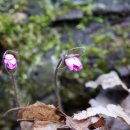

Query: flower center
[73,65,80,71]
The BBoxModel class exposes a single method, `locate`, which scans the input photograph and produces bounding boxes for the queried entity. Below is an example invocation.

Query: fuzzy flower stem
[11,72,20,107]
[54,58,62,111]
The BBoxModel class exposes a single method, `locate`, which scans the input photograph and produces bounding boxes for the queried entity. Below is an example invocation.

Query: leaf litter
[17,71,130,130]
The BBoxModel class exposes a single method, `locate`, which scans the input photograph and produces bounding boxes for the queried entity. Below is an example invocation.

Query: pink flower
[3,53,17,70]
[65,56,83,71]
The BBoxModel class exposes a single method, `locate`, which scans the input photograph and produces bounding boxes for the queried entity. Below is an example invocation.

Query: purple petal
[65,56,83,71]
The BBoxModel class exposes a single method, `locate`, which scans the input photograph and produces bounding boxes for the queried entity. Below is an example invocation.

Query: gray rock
[28,58,55,99]
[57,9,84,21]
[93,0,130,13]
[116,66,130,77]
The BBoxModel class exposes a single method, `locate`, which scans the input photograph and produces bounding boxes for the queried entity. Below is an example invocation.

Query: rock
[115,66,130,77]
[94,0,130,14]
[28,58,55,100]
[57,9,84,21]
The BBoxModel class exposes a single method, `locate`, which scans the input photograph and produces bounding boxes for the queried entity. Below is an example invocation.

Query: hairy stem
[54,58,62,111]
[11,72,20,107]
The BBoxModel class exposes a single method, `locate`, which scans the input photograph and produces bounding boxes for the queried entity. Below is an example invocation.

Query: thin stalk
[11,72,20,107]
[54,58,62,111]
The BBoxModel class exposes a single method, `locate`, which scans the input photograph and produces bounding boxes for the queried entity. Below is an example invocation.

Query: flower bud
[3,52,17,70]
[65,56,82,71]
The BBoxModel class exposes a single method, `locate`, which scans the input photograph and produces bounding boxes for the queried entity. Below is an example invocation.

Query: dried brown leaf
[18,102,66,123]
[88,117,105,130]
[19,102,108,130]
[85,71,130,92]
[34,121,62,130]
[65,116,106,130]
[20,120,62,130]
[73,104,130,126]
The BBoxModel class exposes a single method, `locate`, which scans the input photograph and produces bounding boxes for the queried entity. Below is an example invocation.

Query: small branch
[11,72,20,107]
[54,58,63,111]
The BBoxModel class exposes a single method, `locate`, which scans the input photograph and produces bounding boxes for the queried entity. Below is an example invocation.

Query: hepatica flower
[65,56,83,71]
[3,50,20,107]
[54,47,85,110]
[3,53,17,70]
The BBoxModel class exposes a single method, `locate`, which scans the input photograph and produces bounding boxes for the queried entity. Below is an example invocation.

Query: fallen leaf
[73,104,130,126]
[62,113,108,130]
[18,101,66,122]
[19,102,130,130]
[19,102,66,130]
[85,71,130,92]
[19,102,107,130]
[121,94,130,114]
[34,121,62,130]
[109,118,130,130]
[20,121,33,130]
[88,117,105,130]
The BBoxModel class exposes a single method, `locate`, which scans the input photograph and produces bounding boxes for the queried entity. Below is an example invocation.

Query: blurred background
[1,0,130,129]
